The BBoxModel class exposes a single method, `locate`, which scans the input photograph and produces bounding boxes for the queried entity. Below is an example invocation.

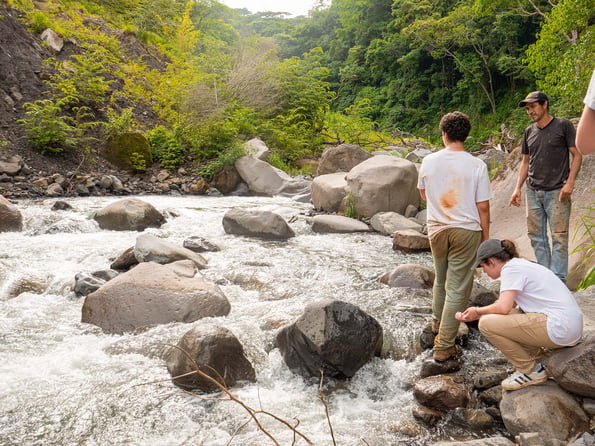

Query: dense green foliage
[9,0,594,168]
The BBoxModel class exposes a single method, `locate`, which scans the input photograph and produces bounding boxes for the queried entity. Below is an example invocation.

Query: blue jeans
[525,187,570,282]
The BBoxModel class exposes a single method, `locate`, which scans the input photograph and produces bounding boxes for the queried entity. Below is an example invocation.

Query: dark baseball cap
[518,91,548,107]
[474,239,505,268]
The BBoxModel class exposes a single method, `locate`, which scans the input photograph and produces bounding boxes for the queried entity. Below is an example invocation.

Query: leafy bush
[146,126,186,170]
[197,142,245,181]
[101,107,135,140]
[46,48,116,106]
[128,152,147,172]
[19,98,82,154]
[28,10,53,34]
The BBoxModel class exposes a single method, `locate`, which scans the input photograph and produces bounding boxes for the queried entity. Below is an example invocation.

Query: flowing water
[0,195,498,445]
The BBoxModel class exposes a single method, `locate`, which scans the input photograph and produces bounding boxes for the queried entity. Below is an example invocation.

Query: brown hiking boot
[433,345,461,362]
[431,319,440,334]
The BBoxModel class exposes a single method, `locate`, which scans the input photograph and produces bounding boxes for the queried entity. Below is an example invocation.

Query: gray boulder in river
[276,299,383,379]
[81,260,230,334]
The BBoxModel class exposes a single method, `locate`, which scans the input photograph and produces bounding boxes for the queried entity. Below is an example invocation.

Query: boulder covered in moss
[102,132,152,172]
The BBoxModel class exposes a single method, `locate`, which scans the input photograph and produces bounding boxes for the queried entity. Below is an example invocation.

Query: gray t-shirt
[521,117,576,190]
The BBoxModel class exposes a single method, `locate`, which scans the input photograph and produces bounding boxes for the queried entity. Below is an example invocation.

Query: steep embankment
[0,3,165,178]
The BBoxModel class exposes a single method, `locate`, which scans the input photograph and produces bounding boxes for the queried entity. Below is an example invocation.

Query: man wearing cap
[418,111,491,362]
[509,91,582,283]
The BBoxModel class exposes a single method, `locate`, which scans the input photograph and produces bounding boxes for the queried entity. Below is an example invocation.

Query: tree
[404,4,499,114]
[525,0,594,115]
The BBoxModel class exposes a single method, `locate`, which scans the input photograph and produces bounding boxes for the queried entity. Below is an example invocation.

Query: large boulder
[310,215,371,233]
[345,156,419,218]
[546,332,595,398]
[101,132,152,172]
[499,381,589,441]
[243,137,270,161]
[0,195,23,232]
[93,198,165,231]
[276,299,383,379]
[165,325,256,392]
[380,263,435,289]
[392,229,430,252]
[210,165,241,194]
[311,172,349,213]
[134,233,208,269]
[370,211,422,235]
[316,143,373,176]
[234,156,310,196]
[81,260,230,334]
[222,208,295,240]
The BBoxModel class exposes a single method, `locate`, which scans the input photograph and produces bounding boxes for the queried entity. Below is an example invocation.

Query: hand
[558,182,573,201]
[509,190,521,207]
[456,307,480,322]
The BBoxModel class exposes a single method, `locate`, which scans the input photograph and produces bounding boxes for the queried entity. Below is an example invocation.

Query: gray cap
[474,239,505,268]
[518,91,548,107]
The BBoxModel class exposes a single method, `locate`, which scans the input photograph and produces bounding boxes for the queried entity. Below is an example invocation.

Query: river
[0,194,503,445]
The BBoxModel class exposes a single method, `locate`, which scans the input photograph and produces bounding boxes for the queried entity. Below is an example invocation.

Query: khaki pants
[430,227,482,350]
[478,308,560,374]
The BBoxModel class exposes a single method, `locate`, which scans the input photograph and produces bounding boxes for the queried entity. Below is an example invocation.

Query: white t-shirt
[500,258,583,346]
[417,149,491,235]
[585,68,595,111]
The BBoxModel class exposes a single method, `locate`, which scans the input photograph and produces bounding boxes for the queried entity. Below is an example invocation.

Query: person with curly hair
[457,239,583,390]
[417,111,491,362]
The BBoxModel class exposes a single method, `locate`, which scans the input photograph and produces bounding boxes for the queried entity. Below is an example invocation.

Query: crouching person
[456,239,583,390]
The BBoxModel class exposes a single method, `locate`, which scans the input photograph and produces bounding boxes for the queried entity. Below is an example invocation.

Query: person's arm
[419,188,427,201]
[559,145,582,201]
[509,155,529,207]
[576,104,595,155]
[476,200,490,241]
[456,290,516,322]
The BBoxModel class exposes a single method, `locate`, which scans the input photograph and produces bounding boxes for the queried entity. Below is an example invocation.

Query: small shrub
[146,126,186,170]
[129,152,147,172]
[102,107,135,141]
[28,10,53,34]
[197,143,245,181]
[18,98,80,154]
[342,192,363,220]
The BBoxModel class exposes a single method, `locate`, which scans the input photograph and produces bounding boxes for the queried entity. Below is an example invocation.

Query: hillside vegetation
[0,0,593,176]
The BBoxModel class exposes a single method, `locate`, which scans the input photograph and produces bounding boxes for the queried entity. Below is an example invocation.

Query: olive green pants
[430,227,482,350]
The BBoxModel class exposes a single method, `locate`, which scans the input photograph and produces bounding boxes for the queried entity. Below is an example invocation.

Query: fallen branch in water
[318,369,337,446]
[156,343,314,446]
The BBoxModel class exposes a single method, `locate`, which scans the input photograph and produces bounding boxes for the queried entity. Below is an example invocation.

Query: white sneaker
[501,365,548,391]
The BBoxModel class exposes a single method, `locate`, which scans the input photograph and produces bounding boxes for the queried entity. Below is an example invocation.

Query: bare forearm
[567,147,582,186]
[476,200,490,241]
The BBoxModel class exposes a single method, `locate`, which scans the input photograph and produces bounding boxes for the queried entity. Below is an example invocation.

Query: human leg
[544,188,570,282]
[429,230,448,328]
[526,188,551,268]
[434,228,482,351]
[478,312,559,374]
